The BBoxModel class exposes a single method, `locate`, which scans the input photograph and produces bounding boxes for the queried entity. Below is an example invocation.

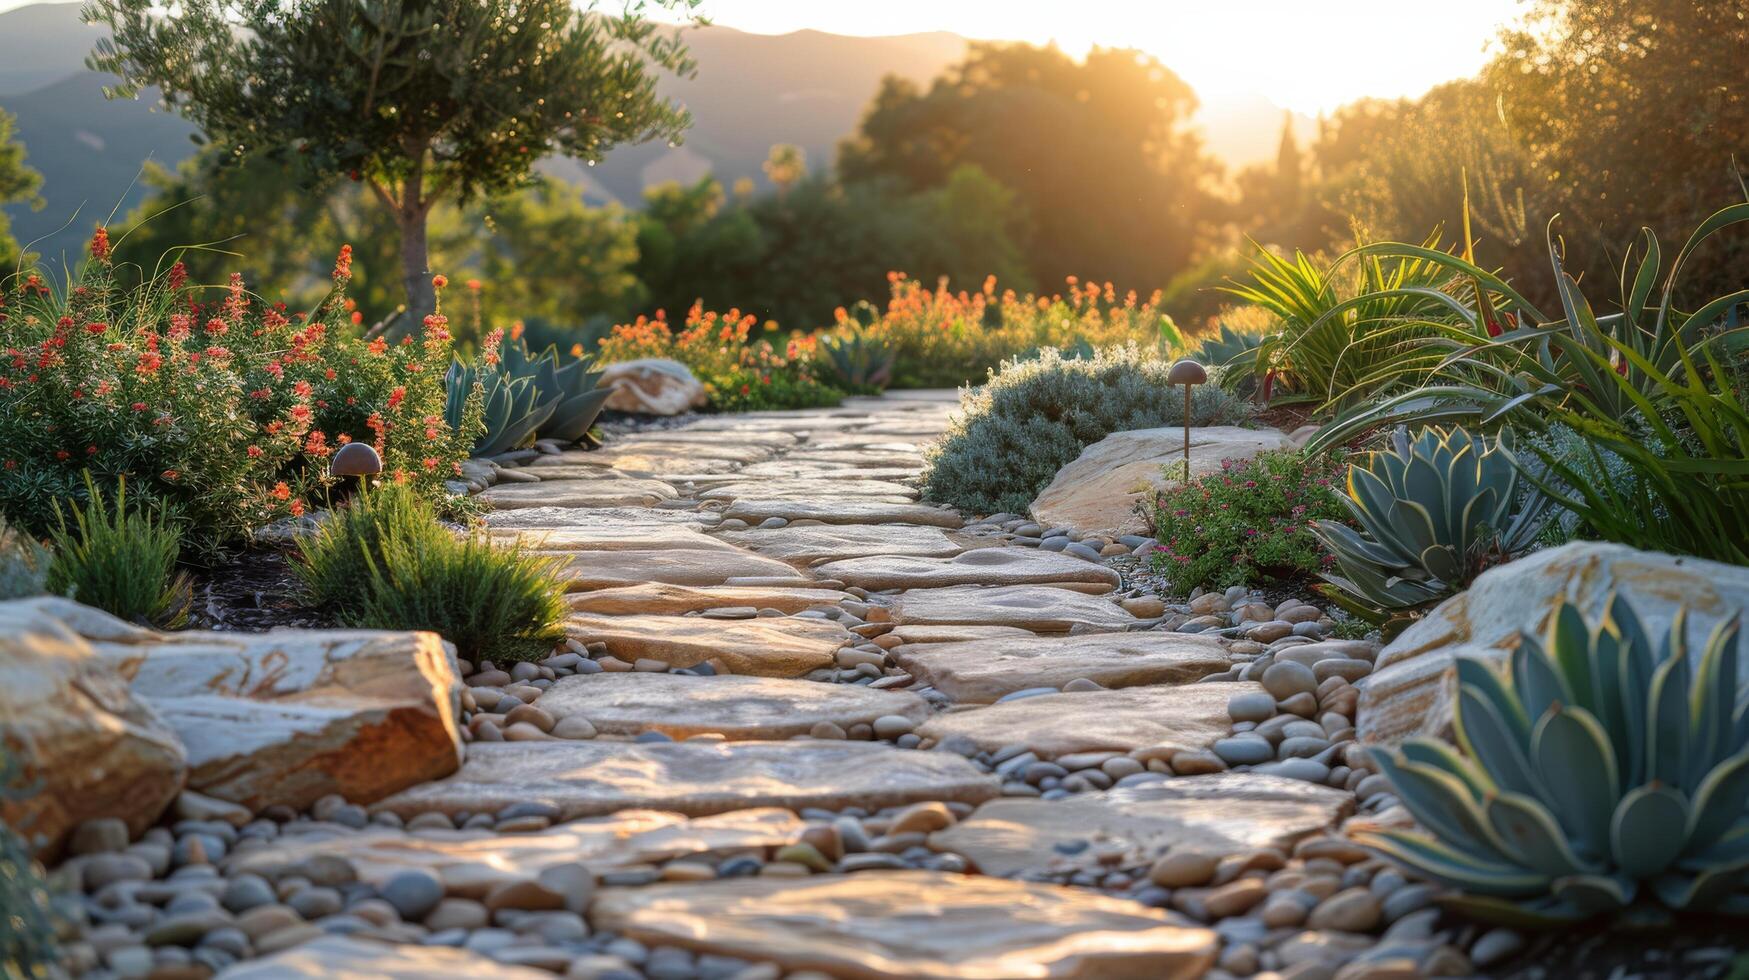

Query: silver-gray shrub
[921,344,1252,516]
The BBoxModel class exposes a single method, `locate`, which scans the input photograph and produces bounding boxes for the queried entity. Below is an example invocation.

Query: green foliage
[1147,451,1348,592]
[297,483,567,662]
[1190,320,1268,397]
[921,345,1253,516]
[0,520,51,600]
[1357,596,1749,924]
[1313,426,1552,620]
[1,750,59,979]
[597,305,842,412]
[840,42,1221,291]
[0,108,44,272]
[0,238,472,556]
[816,321,894,393]
[88,0,698,329]
[46,474,190,627]
[446,331,609,456]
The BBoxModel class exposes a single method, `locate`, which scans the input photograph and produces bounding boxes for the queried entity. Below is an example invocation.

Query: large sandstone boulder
[96,615,465,813]
[600,358,707,415]
[0,598,187,857]
[1029,426,1296,536]
[592,872,1217,979]
[1359,542,1749,744]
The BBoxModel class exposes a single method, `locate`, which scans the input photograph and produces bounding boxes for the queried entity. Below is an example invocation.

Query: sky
[673,0,1528,115]
[0,0,1529,116]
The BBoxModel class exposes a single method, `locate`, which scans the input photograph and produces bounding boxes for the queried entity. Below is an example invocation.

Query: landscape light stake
[1166,359,1207,482]
[329,442,383,497]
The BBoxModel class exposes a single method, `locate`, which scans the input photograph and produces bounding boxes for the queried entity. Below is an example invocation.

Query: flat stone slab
[223,936,552,979]
[815,548,1120,593]
[536,673,931,740]
[591,872,1217,979]
[892,633,1234,703]
[728,463,923,482]
[701,479,919,503]
[553,549,810,592]
[930,775,1355,877]
[502,524,746,553]
[481,477,677,510]
[484,506,718,531]
[1030,426,1297,536]
[891,586,1139,634]
[610,430,800,449]
[564,614,851,676]
[887,624,1039,644]
[716,524,965,566]
[567,583,850,616]
[723,499,963,528]
[230,808,804,887]
[917,683,1260,758]
[371,741,1000,821]
[781,449,926,467]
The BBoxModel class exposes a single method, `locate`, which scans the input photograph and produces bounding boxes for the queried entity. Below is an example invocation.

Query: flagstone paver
[721,498,964,528]
[916,684,1259,758]
[563,613,851,675]
[715,523,966,566]
[889,584,1141,633]
[891,632,1236,702]
[537,672,931,740]
[565,582,850,616]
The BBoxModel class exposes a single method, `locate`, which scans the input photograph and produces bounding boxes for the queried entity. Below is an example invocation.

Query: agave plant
[818,325,895,392]
[1191,321,1267,397]
[1313,425,1552,616]
[1356,596,1749,924]
[444,336,612,457]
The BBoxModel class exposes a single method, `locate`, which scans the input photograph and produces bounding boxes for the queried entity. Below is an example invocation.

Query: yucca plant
[1313,426,1552,621]
[818,325,895,392]
[46,473,190,627]
[1356,596,1749,925]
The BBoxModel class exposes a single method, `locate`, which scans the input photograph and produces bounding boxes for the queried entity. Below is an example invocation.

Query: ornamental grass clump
[46,473,190,628]
[1147,451,1348,592]
[1358,596,1749,925]
[296,483,566,663]
[0,234,476,556]
[921,344,1252,516]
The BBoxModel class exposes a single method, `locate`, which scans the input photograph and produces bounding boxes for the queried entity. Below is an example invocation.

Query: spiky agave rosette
[1354,595,1749,926]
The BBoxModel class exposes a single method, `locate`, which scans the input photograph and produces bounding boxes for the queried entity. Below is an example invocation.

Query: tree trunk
[392,202,435,340]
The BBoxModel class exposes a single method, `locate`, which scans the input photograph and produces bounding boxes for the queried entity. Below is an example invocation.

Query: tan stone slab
[815,549,1120,594]
[564,614,850,676]
[230,808,804,886]
[701,479,919,503]
[553,549,810,592]
[623,430,800,449]
[481,478,676,510]
[893,633,1234,703]
[723,499,963,528]
[888,624,1039,644]
[716,524,964,567]
[917,683,1259,758]
[499,525,746,553]
[782,449,927,467]
[223,937,552,979]
[536,673,931,740]
[891,586,1138,634]
[1029,426,1297,536]
[729,463,923,482]
[929,775,1355,877]
[591,872,1217,980]
[371,741,1000,821]
[484,506,718,531]
[1359,541,1749,745]
[567,583,850,616]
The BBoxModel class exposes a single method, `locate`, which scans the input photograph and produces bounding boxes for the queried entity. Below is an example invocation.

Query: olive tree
[85,0,697,331]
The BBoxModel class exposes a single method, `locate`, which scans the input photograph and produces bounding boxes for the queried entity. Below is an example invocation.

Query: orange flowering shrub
[597,302,841,412]
[0,232,475,555]
[857,273,1193,388]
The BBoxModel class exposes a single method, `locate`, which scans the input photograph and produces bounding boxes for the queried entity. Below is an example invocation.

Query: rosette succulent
[1356,596,1749,924]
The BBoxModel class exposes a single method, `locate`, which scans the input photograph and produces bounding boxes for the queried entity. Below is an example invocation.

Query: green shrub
[1357,596,1749,924]
[296,484,566,662]
[0,520,51,599]
[46,474,190,628]
[1146,451,1348,592]
[921,345,1253,516]
[0,235,474,557]
[1,752,58,978]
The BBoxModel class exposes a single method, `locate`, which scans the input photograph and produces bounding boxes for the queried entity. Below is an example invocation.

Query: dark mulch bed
[1490,918,1746,979]
[186,547,327,632]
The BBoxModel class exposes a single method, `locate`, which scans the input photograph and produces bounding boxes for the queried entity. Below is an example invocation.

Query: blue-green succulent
[1357,595,1749,924]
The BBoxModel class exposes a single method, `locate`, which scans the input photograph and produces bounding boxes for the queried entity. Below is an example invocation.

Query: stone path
[27,394,1423,978]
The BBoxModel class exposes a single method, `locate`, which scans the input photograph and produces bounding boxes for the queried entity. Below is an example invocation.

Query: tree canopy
[0,110,44,272]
